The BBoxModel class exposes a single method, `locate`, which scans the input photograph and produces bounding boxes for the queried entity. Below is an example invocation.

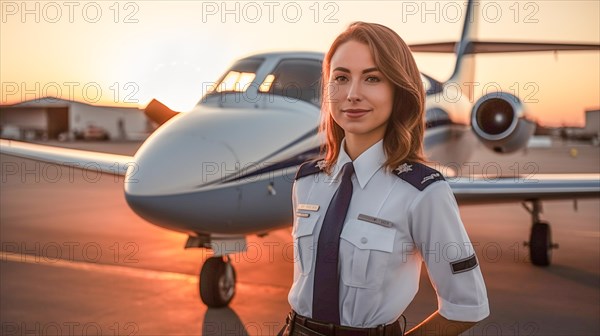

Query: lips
[342,108,372,119]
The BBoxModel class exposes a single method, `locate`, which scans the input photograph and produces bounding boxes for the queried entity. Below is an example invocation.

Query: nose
[122,103,318,234]
[346,79,362,102]
[124,135,238,197]
[124,112,240,233]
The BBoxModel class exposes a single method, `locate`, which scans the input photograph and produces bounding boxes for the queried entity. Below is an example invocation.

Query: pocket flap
[340,219,395,252]
[294,213,320,238]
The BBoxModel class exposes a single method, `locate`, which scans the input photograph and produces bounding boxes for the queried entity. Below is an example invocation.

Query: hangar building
[0,98,154,141]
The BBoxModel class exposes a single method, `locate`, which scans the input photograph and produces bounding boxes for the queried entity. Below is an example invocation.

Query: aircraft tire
[199,256,236,307]
[529,221,552,266]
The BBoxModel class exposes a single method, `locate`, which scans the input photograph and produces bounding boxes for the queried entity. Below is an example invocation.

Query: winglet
[144,99,179,125]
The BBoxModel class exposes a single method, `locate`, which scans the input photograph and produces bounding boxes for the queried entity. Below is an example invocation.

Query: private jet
[2,0,599,308]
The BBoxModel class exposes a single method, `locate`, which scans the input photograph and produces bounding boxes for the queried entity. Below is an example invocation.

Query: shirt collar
[331,138,386,189]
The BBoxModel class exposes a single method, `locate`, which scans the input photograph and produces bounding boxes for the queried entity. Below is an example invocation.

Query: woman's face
[327,40,394,142]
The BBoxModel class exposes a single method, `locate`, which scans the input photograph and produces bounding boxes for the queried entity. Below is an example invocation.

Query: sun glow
[1,1,598,125]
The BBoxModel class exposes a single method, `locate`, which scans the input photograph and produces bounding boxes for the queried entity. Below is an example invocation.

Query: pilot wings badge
[421,173,441,184]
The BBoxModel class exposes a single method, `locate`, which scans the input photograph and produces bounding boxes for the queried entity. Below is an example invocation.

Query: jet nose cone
[123,120,240,232]
[124,132,238,197]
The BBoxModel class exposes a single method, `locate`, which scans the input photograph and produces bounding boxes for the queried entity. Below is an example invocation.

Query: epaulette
[295,159,325,180]
[393,162,445,191]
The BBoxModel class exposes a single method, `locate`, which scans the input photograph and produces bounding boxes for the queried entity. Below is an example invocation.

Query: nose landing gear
[186,235,245,307]
[200,255,236,307]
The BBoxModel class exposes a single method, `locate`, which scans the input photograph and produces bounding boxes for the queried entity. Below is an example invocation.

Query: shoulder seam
[407,179,448,229]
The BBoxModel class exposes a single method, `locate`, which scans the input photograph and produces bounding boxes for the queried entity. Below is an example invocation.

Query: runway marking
[0,252,289,291]
[0,251,197,283]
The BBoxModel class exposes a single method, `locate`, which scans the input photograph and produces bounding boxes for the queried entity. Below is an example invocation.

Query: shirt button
[360,237,368,244]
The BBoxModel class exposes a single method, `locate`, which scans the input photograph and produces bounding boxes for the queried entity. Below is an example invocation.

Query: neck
[344,133,383,160]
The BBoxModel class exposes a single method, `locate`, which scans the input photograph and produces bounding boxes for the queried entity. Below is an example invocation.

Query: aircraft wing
[2,139,598,203]
[0,139,135,176]
[450,174,600,205]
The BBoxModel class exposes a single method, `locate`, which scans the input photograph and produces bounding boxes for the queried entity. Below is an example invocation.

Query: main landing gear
[185,235,245,307]
[522,200,559,266]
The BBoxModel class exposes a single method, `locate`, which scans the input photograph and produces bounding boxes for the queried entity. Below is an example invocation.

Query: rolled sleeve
[438,296,490,322]
[409,181,490,322]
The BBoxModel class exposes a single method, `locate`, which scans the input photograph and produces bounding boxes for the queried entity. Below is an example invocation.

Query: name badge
[296,212,310,218]
[357,214,394,228]
[298,204,320,212]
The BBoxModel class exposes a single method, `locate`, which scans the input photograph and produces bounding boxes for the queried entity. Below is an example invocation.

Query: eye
[366,76,381,83]
[334,75,348,83]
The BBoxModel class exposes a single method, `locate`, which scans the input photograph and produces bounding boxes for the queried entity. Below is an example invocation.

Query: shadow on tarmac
[202,307,248,336]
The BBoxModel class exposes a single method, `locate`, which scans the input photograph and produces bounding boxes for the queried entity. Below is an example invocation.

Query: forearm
[405,311,476,336]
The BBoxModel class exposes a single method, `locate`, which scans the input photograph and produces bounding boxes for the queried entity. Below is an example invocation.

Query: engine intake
[471,92,535,153]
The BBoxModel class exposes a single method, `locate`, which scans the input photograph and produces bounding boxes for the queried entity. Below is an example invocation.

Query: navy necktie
[312,162,354,324]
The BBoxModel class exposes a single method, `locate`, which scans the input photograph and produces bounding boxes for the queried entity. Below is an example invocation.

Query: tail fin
[447,0,479,86]
[409,0,600,99]
[408,0,479,100]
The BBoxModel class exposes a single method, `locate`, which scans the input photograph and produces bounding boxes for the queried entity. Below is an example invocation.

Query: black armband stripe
[450,254,478,274]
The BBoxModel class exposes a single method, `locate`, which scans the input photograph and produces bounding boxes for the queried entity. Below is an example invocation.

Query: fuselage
[124,52,475,235]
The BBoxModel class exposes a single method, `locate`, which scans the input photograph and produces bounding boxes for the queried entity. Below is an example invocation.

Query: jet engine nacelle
[471,92,536,153]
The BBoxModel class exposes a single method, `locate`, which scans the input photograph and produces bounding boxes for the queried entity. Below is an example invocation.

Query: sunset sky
[1,0,598,126]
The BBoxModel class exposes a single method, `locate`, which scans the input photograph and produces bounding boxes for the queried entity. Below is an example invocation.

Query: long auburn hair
[320,22,426,173]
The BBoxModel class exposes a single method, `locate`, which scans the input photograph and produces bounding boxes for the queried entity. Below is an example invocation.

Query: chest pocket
[292,213,320,276]
[340,219,396,289]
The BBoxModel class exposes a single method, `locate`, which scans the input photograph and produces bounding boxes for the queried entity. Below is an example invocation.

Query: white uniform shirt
[288,139,489,327]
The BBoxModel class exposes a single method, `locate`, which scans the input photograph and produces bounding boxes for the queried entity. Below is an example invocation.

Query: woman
[281,22,489,336]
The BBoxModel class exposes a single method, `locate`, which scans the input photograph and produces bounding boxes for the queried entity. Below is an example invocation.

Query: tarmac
[1,139,598,335]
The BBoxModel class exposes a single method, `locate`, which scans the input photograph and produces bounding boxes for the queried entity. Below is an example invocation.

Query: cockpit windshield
[206,57,322,107]
[208,58,264,94]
